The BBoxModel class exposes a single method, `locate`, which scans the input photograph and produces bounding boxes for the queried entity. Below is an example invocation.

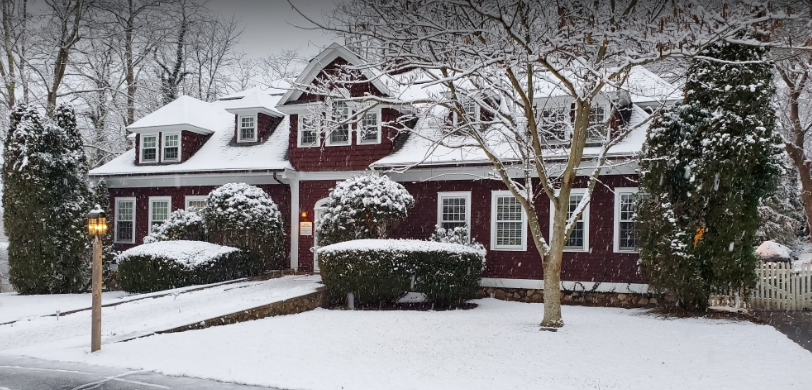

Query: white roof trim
[277,43,391,106]
[129,124,213,135]
[225,107,283,118]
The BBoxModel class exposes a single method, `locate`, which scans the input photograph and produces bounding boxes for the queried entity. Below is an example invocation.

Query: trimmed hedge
[318,239,485,306]
[117,241,261,293]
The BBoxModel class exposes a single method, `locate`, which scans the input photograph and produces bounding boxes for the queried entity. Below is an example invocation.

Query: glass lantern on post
[87,206,107,352]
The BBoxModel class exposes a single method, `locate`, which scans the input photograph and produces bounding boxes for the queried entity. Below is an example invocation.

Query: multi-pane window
[615,188,640,252]
[163,133,179,161]
[492,193,526,250]
[115,198,135,243]
[539,107,569,142]
[141,135,157,162]
[437,192,471,237]
[587,106,607,142]
[360,112,379,143]
[239,116,256,142]
[299,115,319,146]
[185,196,207,210]
[149,198,170,232]
[329,101,350,145]
[564,193,588,250]
[462,99,477,121]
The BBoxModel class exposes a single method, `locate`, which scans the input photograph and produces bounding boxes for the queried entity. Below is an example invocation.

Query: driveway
[0,355,278,390]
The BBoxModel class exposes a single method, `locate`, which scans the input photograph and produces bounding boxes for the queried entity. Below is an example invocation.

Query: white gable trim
[277,43,390,106]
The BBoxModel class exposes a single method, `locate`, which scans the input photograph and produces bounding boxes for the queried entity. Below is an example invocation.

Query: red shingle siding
[109,184,292,268]
[181,131,209,161]
[296,180,339,272]
[287,58,384,105]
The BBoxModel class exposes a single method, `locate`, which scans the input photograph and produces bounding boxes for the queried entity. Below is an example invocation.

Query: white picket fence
[750,262,812,310]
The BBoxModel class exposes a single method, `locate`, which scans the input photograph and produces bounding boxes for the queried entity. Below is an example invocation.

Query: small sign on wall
[300,222,313,236]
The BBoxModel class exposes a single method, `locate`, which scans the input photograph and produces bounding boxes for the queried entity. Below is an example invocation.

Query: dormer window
[141,134,157,163]
[453,98,479,126]
[239,115,257,142]
[327,101,350,146]
[359,110,380,144]
[162,133,180,162]
[539,107,569,142]
[298,115,320,147]
[587,106,607,142]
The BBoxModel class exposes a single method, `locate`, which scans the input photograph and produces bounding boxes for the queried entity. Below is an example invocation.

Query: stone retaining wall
[478,287,661,308]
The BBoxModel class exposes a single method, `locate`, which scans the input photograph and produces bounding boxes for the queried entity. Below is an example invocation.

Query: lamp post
[87,206,107,353]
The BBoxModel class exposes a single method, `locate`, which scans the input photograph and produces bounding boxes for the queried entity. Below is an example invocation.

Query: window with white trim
[539,106,569,142]
[114,198,135,244]
[491,191,527,251]
[148,197,171,232]
[359,111,380,144]
[328,101,350,145]
[587,105,607,142]
[162,133,180,161]
[141,134,157,163]
[239,115,257,142]
[298,115,319,147]
[453,98,479,126]
[185,195,207,210]
[437,192,471,237]
[614,188,640,252]
[550,189,590,252]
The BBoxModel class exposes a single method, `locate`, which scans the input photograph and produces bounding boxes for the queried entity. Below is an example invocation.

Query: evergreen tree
[757,157,806,244]
[1,104,91,294]
[638,35,783,310]
[92,179,118,289]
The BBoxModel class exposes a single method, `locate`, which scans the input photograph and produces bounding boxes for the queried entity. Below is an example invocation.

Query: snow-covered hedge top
[317,239,484,257]
[117,240,240,268]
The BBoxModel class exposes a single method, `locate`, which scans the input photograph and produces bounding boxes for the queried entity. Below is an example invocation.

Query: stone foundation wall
[478,287,661,308]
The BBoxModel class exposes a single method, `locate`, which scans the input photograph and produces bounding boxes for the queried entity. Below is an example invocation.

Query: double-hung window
[148,197,171,233]
[239,115,257,142]
[328,101,350,145]
[163,133,180,162]
[454,99,479,126]
[114,198,136,244]
[141,134,157,163]
[491,191,527,251]
[587,105,607,142]
[360,111,380,144]
[539,107,569,142]
[298,115,319,147]
[185,195,207,210]
[437,192,471,238]
[551,189,590,252]
[614,188,640,252]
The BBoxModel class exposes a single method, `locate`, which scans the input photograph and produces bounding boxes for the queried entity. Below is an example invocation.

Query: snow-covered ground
[0,275,320,354]
[7,299,809,390]
[0,290,128,324]
[793,241,812,268]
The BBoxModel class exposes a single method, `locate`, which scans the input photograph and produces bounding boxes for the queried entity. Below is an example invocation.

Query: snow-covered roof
[90,98,292,176]
[220,83,289,100]
[372,104,652,168]
[224,90,284,117]
[127,96,232,135]
[532,66,681,104]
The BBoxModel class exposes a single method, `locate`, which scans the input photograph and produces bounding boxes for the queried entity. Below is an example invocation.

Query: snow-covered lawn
[7,299,810,390]
[0,290,128,324]
[0,275,320,353]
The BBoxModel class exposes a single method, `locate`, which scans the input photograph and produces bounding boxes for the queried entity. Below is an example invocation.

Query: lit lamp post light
[87,206,107,353]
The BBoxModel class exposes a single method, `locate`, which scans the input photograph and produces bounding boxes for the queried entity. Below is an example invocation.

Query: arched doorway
[312,198,330,273]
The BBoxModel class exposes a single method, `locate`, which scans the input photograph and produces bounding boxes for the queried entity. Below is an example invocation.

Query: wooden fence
[749,262,812,310]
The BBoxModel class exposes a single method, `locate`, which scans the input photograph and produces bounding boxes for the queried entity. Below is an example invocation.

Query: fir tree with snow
[316,175,415,246]
[757,156,806,244]
[639,34,783,310]
[205,183,285,271]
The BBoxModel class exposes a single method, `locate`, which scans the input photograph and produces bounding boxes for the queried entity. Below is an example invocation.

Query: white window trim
[161,132,181,162]
[297,114,321,148]
[114,197,136,244]
[139,133,159,164]
[184,195,208,210]
[436,191,472,240]
[587,104,610,142]
[452,99,480,126]
[614,187,640,253]
[549,188,590,253]
[490,191,528,251]
[237,114,258,143]
[358,107,382,145]
[325,101,352,147]
[148,196,172,233]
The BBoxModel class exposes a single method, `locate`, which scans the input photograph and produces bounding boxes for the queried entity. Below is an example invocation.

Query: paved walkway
[753,310,812,353]
[0,355,278,389]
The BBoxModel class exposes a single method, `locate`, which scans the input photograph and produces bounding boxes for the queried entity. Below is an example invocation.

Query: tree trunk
[540,199,568,328]
[784,87,812,236]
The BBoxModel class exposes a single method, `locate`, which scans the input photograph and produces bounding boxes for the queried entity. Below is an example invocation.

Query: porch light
[87,207,108,236]
[301,211,308,220]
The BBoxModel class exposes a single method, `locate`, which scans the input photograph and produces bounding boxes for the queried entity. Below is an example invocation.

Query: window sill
[358,140,381,145]
[297,143,321,148]
[325,142,351,147]
[562,248,588,253]
[614,249,640,254]
[491,246,527,252]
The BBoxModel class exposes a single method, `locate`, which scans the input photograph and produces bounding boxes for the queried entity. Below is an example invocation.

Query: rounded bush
[318,239,485,306]
[144,208,207,243]
[116,240,257,293]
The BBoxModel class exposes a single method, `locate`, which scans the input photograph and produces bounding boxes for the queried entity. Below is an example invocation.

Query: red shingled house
[89,43,680,294]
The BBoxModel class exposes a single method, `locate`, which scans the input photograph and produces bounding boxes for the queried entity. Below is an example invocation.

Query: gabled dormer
[224,90,284,145]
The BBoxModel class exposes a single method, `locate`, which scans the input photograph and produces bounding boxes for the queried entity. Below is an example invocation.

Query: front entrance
[312,198,329,273]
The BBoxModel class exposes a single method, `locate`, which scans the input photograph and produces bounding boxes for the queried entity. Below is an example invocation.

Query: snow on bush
[205,183,285,270]
[144,209,207,244]
[755,241,792,263]
[316,175,415,246]
[430,226,486,257]
[318,239,484,306]
[116,240,257,293]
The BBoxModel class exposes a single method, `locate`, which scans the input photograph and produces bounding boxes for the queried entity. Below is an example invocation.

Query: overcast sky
[206,0,344,59]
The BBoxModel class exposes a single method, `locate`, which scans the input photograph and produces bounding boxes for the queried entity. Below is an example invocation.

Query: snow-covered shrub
[144,209,207,244]
[117,240,254,293]
[316,175,415,246]
[205,183,285,271]
[318,239,485,306]
[430,226,486,255]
